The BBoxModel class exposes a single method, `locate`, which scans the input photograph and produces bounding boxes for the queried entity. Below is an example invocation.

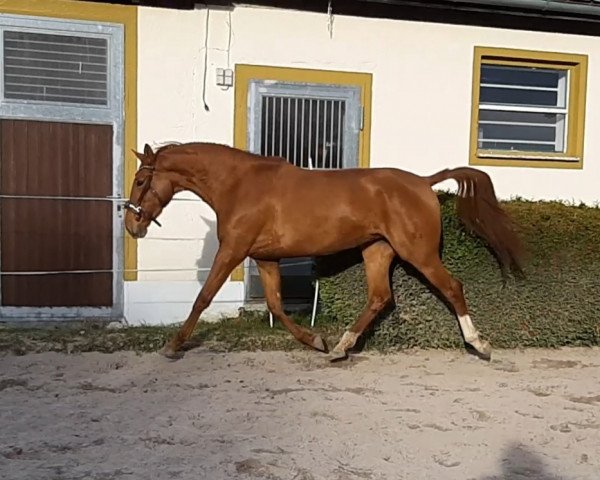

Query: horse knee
[447,277,463,294]
[444,277,468,314]
[263,294,287,319]
[193,293,211,313]
[370,293,392,312]
[266,302,284,318]
[449,278,464,299]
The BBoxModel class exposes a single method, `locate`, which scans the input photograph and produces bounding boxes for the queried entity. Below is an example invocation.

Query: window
[0,15,123,121]
[250,81,362,169]
[3,30,109,106]
[469,47,588,168]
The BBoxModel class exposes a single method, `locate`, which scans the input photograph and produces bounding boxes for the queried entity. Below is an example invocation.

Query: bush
[314,193,600,351]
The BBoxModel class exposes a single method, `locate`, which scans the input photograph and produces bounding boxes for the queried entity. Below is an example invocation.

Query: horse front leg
[160,244,247,359]
[256,259,327,353]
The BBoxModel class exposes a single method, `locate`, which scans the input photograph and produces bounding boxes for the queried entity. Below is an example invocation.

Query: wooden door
[0,119,113,307]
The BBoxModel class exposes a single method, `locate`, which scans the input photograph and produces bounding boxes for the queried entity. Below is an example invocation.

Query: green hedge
[314,193,600,351]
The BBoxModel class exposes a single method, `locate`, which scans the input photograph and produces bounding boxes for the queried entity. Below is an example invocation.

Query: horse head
[124,143,175,238]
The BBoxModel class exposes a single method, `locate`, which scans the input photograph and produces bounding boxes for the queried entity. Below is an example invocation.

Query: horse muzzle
[124,201,162,227]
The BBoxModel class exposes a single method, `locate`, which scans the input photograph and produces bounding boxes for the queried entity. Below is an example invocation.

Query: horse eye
[136,179,145,187]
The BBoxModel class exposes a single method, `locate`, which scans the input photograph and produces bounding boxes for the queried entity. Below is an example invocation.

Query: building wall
[129,4,600,325]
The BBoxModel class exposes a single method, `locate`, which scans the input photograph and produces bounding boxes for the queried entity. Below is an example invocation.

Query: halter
[124,165,164,227]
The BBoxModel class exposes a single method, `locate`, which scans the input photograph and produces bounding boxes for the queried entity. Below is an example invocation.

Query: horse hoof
[467,341,492,362]
[477,351,492,362]
[312,335,328,353]
[477,340,492,360]
[329,350,348,363]
[159,344,184,360]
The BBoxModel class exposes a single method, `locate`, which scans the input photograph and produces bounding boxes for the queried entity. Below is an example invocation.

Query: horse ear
[132,149,150,166]
[143,143,157,166]
[143,143,154,159]
[132,144,156,166]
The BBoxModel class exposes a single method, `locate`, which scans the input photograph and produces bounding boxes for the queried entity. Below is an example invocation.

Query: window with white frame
[470,47,588,168]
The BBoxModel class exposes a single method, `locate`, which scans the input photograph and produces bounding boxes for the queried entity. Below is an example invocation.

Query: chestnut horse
[124,142,523,361]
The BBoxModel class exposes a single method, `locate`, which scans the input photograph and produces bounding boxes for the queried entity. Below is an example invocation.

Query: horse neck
[159,148,240,211]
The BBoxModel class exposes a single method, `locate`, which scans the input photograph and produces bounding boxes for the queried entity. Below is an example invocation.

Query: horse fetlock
[158,342,184,360]
[329,350,349,362]
[474,338,492,356]
[332,331,359,353]
[466,336,492,359]
[327,332,359,363]
[463,331,481,344]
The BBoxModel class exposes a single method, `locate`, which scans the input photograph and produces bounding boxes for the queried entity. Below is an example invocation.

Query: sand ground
[1,347,599,480]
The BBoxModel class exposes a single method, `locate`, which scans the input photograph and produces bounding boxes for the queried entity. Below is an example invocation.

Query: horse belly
[251,211,379,258]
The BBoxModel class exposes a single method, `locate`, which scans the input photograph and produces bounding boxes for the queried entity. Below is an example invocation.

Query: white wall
[131,4,600,324]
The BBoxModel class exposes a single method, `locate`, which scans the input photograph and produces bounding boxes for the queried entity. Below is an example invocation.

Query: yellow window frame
[230,64,373,281]
[469,46,588,169]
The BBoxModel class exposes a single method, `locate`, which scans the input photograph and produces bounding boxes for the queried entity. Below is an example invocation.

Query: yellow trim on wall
[0,0,138,280]
[230,64,373,281]
[469,46,587,169]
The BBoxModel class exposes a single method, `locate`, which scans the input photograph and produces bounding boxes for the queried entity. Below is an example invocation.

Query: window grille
[3,30,108,106]
[260,96,346,169]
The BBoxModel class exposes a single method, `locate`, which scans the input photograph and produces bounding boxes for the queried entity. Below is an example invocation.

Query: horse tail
[425,167,525,276]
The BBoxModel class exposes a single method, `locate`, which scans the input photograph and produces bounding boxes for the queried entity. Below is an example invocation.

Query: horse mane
[153,141,288,165]
[154,141,183,156]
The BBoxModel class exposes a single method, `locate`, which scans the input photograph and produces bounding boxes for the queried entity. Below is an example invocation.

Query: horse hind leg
[407,253,492,360]
[256,259,327,353]
[330,240,396,361]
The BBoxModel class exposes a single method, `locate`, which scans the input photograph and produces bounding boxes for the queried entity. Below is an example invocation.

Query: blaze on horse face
[124,144,174,239]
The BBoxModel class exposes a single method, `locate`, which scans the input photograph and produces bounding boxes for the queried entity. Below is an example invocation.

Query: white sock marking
[458,314,479,343]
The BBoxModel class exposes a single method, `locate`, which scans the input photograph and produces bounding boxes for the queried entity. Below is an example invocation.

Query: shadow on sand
[478,442,575,480]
